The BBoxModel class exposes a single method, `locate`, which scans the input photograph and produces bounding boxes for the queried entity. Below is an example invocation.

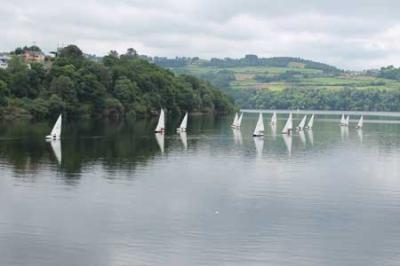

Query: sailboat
[252,113,264,137]
[305,114,314,130]
[155,109,165,133]
[270,112,277,126]
[345,115,350,126]
[46,114,62,140]
[231,113,239,128]
[296,115,307,131]
[340,114,346,126]
[282,113,293,134]
[356,116,364,129]
[236,112,244,128]
[176,112,188,132]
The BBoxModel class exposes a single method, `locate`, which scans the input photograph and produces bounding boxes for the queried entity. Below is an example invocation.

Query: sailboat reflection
[307,130,314,146]
[282,134,292,155]
[179,132,188,150]
[48,140,62,164]
[357,129,363,143]
[232,129,243,145]
[155,133,165,153]
[340,126,349,141]
[271,125,277,140]
[253,137,264,157]
[299,131,306,146]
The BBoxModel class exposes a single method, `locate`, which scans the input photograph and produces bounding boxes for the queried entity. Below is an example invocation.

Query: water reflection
[282,134,292,155]
[48,140,62,164]
[253,137,264,157]
[307,130,314,146]
[1,114,400,266]
[299,131,306,146]
[179,132,188,150]
[271,125,277,140]
[232,129,243,145]
[340,126,349,141]
[357,129,363,143]
[155,133,165,153]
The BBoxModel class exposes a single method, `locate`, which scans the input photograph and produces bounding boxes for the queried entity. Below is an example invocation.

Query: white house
[0,54,10,69]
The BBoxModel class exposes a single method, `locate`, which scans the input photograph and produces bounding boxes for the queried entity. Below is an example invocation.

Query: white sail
[155,133,165,153]
[237,112,244,128]
[177,112,188,132]
[231,113,238,127]
[270,112,277,126]
[253,113,264,136]
[297,115,307,131]
[306,114,315,129]
[356,116,364,129]
[340,114,346,126]
[345,116,350,126]
[46,114,62,140]
[155,109,165,133]
[282,113,293,134]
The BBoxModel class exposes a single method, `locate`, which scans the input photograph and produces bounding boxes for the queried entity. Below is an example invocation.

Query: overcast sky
[2,0,400,69]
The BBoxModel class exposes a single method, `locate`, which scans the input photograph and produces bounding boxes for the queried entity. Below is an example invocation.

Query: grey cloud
[1,0,400,69]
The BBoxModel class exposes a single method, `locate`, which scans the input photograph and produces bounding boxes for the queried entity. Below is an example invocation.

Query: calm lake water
[1,111,400,266]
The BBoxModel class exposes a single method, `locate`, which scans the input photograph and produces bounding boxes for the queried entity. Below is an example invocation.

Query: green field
[171,65,400,92]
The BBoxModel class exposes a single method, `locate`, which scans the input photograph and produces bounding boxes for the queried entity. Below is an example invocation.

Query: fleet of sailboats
[231,112,243,129]
[43,110,369,158]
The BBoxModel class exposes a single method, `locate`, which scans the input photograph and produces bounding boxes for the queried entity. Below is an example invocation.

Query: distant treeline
[234,87,400,111]
[378,65,400,80]
[153,54,342,74]
[0,46,234,120]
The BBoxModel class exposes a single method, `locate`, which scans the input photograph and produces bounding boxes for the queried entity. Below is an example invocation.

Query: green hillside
[165,57,400,111]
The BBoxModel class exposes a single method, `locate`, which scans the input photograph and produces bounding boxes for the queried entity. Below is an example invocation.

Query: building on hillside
[23,50,45,63]
[0,54,10,69]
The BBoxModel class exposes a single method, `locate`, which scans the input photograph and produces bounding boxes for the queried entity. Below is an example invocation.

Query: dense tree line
[233,87,400,111]
[378,66,400,80]
[153,54,342,74]
[0,45,234,120]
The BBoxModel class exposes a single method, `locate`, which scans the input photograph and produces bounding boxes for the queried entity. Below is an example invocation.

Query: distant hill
[156,55,400,112]
[151,54,342,75]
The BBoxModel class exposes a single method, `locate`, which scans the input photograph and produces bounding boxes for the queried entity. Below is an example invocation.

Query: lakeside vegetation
[166,56,400,111]
[0,45,234,121]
